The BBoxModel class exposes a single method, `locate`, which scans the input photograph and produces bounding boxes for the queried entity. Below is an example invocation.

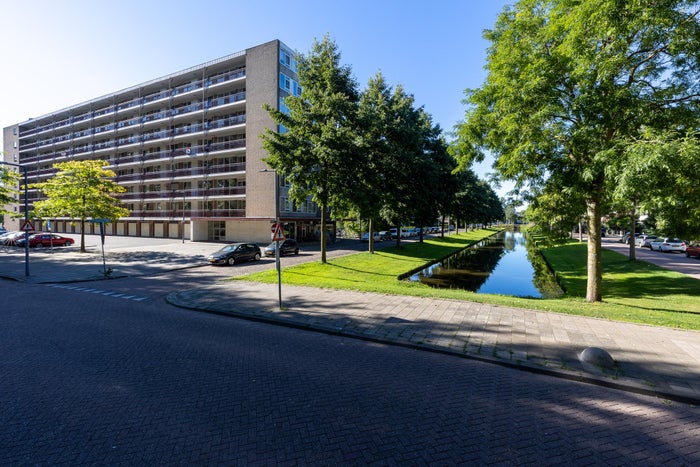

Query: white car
[649,238,686,252]
[361,232,382,242]
[636,235,657,248]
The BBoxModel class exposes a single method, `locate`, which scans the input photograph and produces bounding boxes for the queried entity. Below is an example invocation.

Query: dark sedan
[207,243,262,266]
[263,239,299,257]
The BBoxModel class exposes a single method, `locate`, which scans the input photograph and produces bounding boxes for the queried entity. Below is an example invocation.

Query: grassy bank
[237,229,700,330]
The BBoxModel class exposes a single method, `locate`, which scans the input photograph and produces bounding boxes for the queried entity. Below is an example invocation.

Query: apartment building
[2,39,324,243]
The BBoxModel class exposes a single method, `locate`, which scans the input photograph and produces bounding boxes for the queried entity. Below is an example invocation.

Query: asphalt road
[1,279,699,464]
[601,236,700,279]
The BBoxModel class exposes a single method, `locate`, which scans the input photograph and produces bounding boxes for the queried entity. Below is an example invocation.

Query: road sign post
[90,219,110,274]
[270,222,285,309]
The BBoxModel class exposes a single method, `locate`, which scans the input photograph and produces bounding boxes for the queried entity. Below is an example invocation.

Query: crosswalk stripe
[46,284,149,302]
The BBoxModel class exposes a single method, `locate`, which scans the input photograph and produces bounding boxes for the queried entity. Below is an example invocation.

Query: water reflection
[410,231,563,299]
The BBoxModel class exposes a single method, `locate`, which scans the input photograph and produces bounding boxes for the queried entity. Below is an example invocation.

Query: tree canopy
[1,164,20,217]
[261,34,361,262]
[454,0,700,302]
[263,35,505,258]
[30,160,129,252]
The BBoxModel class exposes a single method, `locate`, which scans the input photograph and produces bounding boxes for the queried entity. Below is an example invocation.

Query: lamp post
[1,160,29,277]
[260,168,282,309]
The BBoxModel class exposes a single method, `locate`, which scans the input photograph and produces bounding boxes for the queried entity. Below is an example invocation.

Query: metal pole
[260,168,283,309]
[275,173,282,310]
[22,167,29,277]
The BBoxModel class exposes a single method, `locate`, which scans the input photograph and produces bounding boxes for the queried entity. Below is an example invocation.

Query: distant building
[2,39,324,243]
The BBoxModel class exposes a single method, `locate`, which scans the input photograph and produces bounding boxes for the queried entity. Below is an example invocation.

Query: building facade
[2,39,324,243]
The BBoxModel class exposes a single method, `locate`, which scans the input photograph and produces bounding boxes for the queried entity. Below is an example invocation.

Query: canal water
[410,230,563,298]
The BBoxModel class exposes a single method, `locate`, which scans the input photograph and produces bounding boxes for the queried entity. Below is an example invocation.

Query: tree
[378,85,431,247]
[1,163,21,217]
[30,160,129,252]
[403,109,454,242]
[261,35,360,263]
[355,72,394,253]
[454,0,700,302]
[618,130,700,240]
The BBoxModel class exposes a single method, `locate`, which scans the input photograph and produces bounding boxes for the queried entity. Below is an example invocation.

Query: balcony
[206,68,245,89]
[190,209,245,218]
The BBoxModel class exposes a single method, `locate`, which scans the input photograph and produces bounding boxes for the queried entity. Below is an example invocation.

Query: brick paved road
[1,281,698,465]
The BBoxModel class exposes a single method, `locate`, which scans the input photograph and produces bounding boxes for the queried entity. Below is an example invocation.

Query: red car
[686,243,700,259]
[18,233,75,248]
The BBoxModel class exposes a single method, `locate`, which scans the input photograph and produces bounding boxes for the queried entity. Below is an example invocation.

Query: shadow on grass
[377,232,500,263]
[543,241,700,311]
[318,262,398,278]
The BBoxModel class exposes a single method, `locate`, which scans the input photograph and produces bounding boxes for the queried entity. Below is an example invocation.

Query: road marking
[47,284,149,302]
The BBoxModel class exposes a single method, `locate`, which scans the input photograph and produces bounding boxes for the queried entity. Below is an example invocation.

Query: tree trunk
[585,196,603,303]
[80,218,86,253]
[368,218,374,254]
[320,201,327,264]
[628,201,637,261]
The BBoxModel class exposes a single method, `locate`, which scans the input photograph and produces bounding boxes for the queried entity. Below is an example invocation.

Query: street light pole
[1,160,29,277]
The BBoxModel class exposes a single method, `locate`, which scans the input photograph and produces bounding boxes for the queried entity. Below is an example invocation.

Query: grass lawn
[237,228,700,330]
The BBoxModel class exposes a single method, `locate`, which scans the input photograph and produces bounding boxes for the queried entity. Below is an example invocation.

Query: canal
[410,230,563,298]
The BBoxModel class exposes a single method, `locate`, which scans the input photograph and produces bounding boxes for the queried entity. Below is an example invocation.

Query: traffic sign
[271,222,279,233]
[271,223,286,242]
[20,220,35,231]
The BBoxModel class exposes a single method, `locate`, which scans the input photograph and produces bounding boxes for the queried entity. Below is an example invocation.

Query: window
[279,97,290,115]
[208,221,225,241]
[280,73,291,92]
[280,46,297,72]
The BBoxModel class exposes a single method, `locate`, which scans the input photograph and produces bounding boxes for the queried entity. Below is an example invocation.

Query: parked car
[16,233,74,248]
[361,232,382,242]
[0,231,19,244]
[649,237,686,253]
[263,238,299,256]
[207,243,261,265]
[389,228,399,239]
[685,242,700,259]
[379,231,392,241]
[624,233,641,244]
[635,235,657,248]
[2,231,34,246]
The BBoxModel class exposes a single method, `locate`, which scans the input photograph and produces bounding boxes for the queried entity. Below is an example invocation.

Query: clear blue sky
[1,0,512,190]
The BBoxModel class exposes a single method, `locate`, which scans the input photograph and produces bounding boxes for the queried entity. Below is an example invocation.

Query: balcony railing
[126,209,245,218]
[17,69,245,138]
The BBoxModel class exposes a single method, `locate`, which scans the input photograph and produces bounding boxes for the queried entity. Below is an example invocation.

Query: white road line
[47,284,149,302]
